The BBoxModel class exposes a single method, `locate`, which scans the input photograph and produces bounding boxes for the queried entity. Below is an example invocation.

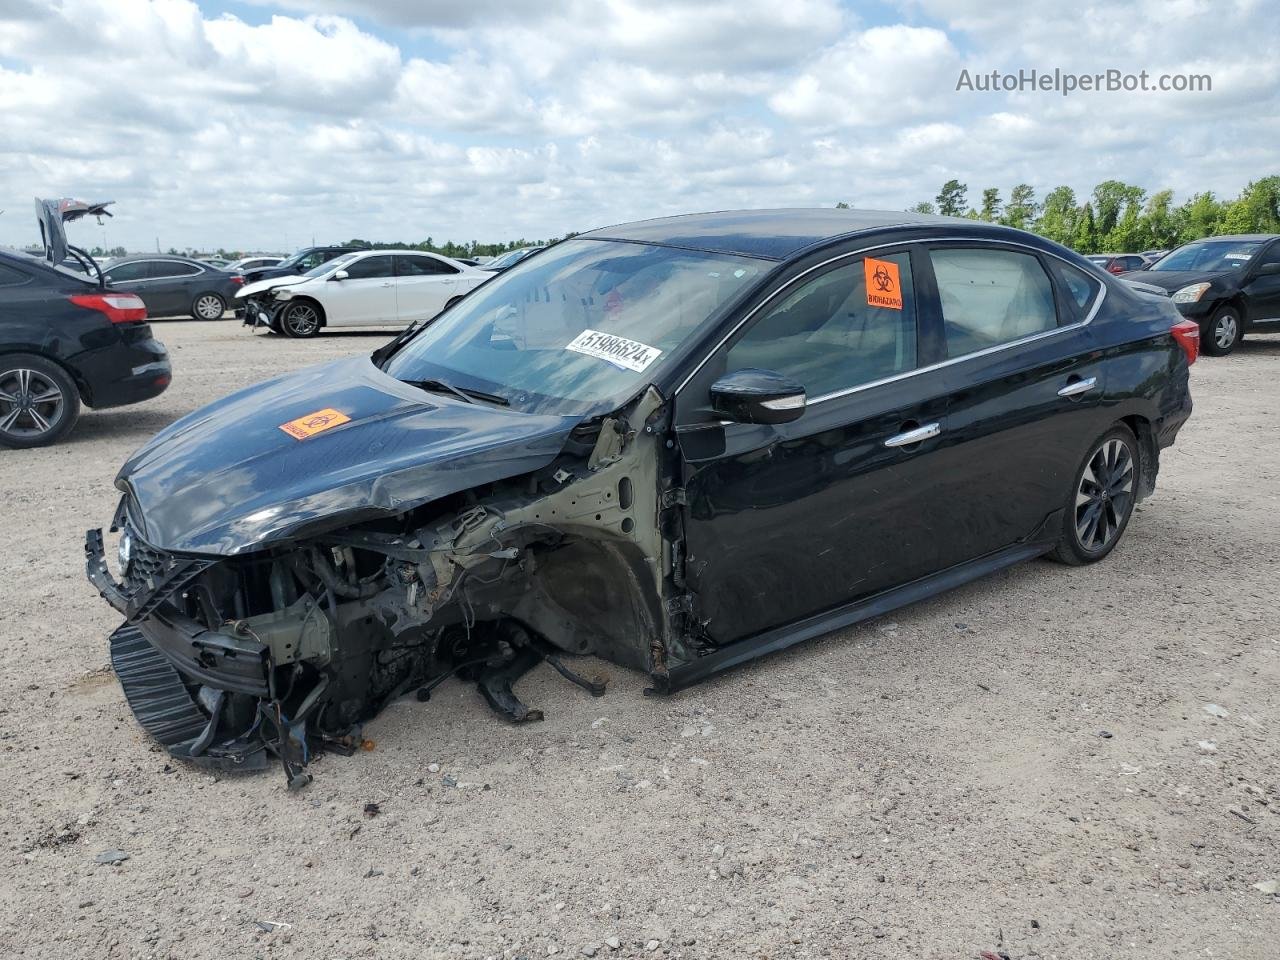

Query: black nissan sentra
[86,209,1196,787]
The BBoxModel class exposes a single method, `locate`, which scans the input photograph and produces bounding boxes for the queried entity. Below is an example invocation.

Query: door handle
[1057,376,1097,398]
[380,282,394,287]
[884,422,941,448]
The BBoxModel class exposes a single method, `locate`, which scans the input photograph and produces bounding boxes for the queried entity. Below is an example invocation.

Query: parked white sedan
[236,249,489,337]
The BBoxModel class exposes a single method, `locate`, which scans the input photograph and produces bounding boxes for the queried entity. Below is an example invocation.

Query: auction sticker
[566,329,662,372]
[864,257,903,310]
[279,408,351,440]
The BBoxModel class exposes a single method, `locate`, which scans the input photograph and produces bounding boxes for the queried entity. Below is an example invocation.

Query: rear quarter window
[1050,260,1103,324]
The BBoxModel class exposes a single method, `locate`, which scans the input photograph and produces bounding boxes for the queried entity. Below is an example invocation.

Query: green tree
[1072,203,1098,253]
[978,188,1002,222]
[1002,184,1038,229]
[1091,180,1145,236]
[908,201,936,214]
[1140,190,1179,249]
[834,201,850,209]
[935,179,967,217]
[1217,177,1280,234]
[1037,186,1078,246]
[1173,192,1223,244]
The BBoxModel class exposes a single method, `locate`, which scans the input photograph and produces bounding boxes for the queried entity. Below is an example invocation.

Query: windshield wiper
[408,378,509,406]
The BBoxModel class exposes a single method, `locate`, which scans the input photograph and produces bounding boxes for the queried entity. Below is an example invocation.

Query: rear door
[393,254,459,323]
[322,254,396,326]
[920,243,1109,566]
[102,261,158,312]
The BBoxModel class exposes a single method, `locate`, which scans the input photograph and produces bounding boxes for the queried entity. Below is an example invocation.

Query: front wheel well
[285,296,326,327]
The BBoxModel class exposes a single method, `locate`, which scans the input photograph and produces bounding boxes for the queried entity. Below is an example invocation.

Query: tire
[1050,423,1139,565]
[191,292,227,321]
[1201,305,1242,356]
[281,300,323,338]
[0,353,82,449]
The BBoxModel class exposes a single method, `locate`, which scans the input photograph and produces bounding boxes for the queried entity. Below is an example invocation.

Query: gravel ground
[1,320,1277,959]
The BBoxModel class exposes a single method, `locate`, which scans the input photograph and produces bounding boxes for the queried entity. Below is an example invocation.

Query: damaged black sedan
[86,210,1195,787]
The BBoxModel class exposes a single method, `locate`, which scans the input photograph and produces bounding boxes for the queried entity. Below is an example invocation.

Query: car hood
[236,274,309,299]
[117,355,582,555]
[1118,268,1233,291]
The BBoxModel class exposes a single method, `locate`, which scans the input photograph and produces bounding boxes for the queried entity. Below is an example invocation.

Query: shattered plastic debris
[254,920,292,933]
[1203,703,1229,719]
[94,849,130,865]
[1252,879,1279,895]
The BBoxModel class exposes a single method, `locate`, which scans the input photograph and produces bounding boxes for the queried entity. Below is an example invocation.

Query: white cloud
[0,0,1274,252]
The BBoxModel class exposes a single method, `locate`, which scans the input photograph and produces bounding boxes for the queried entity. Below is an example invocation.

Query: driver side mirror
[1256,262,1280,277]
[331,270,349,281]
[709,368,806,425]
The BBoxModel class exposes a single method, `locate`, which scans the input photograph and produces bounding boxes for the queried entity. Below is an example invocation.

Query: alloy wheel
[286,304,320,336]
[0,367,66,441]
[195,294,224,320]
[1214,312,1238,350]
[1074,437,1134,552]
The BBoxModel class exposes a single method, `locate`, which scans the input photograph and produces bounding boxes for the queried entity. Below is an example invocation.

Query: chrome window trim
[674,236,1107,409]
[108,258,203,283]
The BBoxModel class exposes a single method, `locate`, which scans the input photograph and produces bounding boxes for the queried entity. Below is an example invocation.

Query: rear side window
[0,263,30,286]
[1050,260,1103,322]
[151,262,201,279]
[726,251,917,398]
[104,262,150,282]
[397,255,458,277]
[344,255,395,280]
[929,247,1057,357]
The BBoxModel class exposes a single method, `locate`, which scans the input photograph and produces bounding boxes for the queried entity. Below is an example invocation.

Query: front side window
[303,253,356,278]
[725,251,917,398]
[385,238,766,414]
[344,255,395,280]
[930,247,1057,357]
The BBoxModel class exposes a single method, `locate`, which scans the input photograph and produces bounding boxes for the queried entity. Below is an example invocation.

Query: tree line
[837,177,1280,254]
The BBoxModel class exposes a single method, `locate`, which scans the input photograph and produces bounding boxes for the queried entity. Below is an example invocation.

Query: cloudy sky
[0,0,1275,252]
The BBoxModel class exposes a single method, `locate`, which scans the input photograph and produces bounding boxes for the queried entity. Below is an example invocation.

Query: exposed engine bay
[86,388,699,788]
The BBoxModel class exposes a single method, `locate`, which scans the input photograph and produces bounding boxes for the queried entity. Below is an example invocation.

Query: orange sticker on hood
[279,408,351,440]
[864,257,903,310]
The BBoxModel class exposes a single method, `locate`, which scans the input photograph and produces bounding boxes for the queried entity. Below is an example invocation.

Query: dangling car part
[87,210,1193,788]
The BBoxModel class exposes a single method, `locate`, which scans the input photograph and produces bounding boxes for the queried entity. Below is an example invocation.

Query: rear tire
[1201,305,1242,356]
[191,293,226,321]
[1050,423,1139,565]
[0,353,81,449]
[281,300,323,338]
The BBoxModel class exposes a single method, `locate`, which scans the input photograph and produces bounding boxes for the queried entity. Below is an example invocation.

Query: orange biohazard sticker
[864,257,903,310]
[279,408,351,440]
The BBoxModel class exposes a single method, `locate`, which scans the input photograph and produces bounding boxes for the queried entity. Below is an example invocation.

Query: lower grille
[110,623,208,748]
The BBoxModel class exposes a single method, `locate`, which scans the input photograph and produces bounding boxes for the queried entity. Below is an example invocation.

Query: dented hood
[236,274,309,299]
[117,355,581,555]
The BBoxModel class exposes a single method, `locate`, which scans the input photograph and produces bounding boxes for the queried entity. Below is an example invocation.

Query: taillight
[230,275,244,285]
[69,293,148,324]
[1171,318,1200,365]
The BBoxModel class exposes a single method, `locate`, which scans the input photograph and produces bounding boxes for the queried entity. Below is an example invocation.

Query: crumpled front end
[85,387,684,788]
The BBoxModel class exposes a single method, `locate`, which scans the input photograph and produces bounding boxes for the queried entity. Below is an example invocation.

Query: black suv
[0,200,171,448]
[1122,234,1280,355]
[239,245,369,285]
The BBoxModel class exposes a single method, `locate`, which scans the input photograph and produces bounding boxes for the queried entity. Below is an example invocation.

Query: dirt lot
[0,320,1276,959]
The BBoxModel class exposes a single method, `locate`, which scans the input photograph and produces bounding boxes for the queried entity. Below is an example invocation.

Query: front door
[676,247,960,645]
[145,262,203,317]
[1242,241,1280,327]
[323,254,397,326]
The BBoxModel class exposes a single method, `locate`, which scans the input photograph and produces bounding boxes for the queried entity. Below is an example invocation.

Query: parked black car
[239,245,368,285]
[1121,234,1280,355]
[86,209,1194,787]
[101,255,241,320]
[2,202,170,448]
[1086,253,1147,275]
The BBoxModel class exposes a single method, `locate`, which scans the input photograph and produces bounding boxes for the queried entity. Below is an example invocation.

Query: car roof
[1186,234,1279,242]
[108,254,206,265]
[581,208,968,260]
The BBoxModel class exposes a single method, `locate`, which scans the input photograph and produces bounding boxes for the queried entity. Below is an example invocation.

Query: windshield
[487,248,535,269]
[384,238,767,415]
[303,254,357,278]
[1150,240,1264,272]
